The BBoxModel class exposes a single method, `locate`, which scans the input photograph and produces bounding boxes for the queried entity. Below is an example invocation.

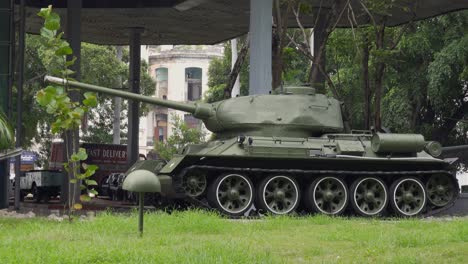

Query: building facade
[139,45,223,156]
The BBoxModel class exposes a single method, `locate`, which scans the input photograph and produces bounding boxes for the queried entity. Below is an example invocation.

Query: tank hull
[129,134,459,217]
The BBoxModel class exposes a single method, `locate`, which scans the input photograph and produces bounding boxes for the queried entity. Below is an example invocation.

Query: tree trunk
[272,26,283,90]
[432,102,468,145]
[230,39,241,97]
[361,35,371,130]
[373,25,386,131]
[224,37,249,99]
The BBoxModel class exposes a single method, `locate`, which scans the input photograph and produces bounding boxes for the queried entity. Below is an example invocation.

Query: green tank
[45,76,462,217]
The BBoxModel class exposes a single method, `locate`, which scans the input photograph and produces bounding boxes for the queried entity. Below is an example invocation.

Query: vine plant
[35,6,98,216]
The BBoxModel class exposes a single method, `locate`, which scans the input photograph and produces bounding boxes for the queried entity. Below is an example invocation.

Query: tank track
[173,165,459,218]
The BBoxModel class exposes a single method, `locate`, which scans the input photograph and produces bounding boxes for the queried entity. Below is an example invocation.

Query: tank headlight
[425,141,442,157]
[237,135,246,144]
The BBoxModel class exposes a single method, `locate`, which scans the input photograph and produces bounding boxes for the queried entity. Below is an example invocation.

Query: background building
[139,45,223,155]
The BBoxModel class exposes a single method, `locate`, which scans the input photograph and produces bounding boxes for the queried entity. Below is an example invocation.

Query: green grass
[1,211,467,263]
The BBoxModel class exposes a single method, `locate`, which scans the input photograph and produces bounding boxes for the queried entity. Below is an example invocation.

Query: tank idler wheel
[426,174,457,207]
[305,176,348,215]
[182,171,207,198]
[390,177,427,217]
[208,174,254,216]
[350,177,388,217]
[256,175,300,215]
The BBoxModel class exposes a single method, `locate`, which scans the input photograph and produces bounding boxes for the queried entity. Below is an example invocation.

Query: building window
[155,68,168,99]
[158,127,164,142]
[185,67,202,101]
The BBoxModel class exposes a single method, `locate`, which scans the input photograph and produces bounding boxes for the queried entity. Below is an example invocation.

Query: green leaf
[73,203,83,210]
[80,194,91,202]
[88,189,99,195]
[70,179,77,184]
[76,148,88,160]
[60,69,75,76]
[83,93,98,107]
[85,179,98,186]
[66,57,77,66]
[86,164,99,172]
[40,27,55,39]
[55,44,73,56]
[37,6,52,19]
[44,12,60,31]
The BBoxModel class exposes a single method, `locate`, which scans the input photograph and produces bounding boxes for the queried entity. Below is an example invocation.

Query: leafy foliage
[0,111,14,150]
[35,6,99,213]
[154,115,205,160]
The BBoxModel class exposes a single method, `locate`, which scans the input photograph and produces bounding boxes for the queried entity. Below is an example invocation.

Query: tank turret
[45,76,344,138]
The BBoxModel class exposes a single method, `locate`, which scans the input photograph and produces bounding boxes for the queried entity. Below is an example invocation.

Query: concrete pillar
[0,0,13,209]
[248,0,272,95]
[127,28,143,167]
[231,39,240,97]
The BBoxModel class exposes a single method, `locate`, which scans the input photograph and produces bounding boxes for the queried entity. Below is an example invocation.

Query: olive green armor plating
[45,76,462,217]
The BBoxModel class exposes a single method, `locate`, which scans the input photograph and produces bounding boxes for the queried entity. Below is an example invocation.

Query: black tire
[389,177,427,217]
[42,192,50,203]
[19,191,25,202]
[208,173,254,216]
[349,176,389,217]
[304,176,348,215]
[256,175,300,215]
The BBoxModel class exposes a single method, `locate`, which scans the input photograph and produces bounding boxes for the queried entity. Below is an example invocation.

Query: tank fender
[160,155,186,174]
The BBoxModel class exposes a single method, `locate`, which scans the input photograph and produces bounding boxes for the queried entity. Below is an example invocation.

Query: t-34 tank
[45,76,462,217]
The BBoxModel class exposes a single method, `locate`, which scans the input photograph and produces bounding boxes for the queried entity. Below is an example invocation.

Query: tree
[154,115,205,161]
[205,39,250,103]
[0,111,13,150]
[14,34,156,163]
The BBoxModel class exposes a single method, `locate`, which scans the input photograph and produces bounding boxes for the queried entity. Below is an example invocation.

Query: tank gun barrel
[44,76,206,115]
[441,145,468,153]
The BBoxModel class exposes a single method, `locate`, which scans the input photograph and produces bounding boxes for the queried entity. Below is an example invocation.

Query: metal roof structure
[20,0,468,45]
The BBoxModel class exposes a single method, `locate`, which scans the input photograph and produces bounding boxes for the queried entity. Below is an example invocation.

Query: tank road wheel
[390,177,427,217]
[182,171,207,198]
[256,175,300,215]
[305,176,348,215]
[208,174,254,216]
[426,174,457,207]
[350,177,388,217]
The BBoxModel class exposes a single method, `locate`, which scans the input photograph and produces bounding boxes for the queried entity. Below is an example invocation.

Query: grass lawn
[1,211,467,263]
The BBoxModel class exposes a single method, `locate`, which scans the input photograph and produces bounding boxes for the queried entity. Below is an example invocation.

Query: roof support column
[62,0,82,205]
[127,28,143,167]
[249,0,272,95]
[14,0,25,211]
[0,0,13,209]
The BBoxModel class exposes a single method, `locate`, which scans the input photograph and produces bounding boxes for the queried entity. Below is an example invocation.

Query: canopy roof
[21,0,468,45]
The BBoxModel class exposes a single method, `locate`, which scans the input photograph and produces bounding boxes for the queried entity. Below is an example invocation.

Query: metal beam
[0,0,13,209]
[62,0,82,205]
[248,0,272,95]
[113,46,123,144]
[127,28,143,167]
